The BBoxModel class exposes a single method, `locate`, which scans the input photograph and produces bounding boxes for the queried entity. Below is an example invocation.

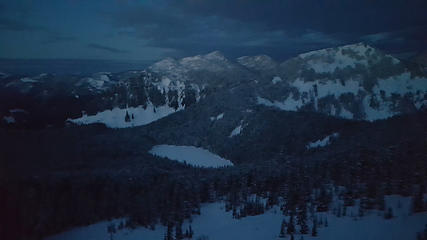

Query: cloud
[358,26,427,53]
[106,0,427,59]
[1,0,427,60]
[0,17,46,32]
[361,32,393,43]
[87,43,129,54]
[106,2,345,59]
[42,35,76,44]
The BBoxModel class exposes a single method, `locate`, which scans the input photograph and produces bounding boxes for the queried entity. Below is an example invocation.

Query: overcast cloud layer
[0,0,426,61]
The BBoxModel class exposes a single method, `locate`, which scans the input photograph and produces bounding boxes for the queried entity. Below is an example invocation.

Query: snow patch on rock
[272,76,282,84]
[229,124,243,138]
[306,133,339,149]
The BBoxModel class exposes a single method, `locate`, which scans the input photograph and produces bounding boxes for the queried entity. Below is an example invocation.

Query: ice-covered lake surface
[148,145,233,168]
[45,195,427,240]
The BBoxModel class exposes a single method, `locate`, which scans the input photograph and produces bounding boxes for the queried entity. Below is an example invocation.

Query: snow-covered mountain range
[1,43,426,128]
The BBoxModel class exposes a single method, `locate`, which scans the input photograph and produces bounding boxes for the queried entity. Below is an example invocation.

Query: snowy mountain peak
[298,42,374,59]
[150,58,179,71]
[258,43,427,121]
[292,42,401,74]
[237,55,278,71]
[205,50,227,61]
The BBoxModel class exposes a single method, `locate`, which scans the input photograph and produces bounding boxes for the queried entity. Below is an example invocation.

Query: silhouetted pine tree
[125,111,131,122]
[287,214,296,235]
[413,189,425,213]
[175,221,183,240]
[107,223,116,240]
[279,219,286,238]
[312,219,317,236]
[164,221,174,240]
[384,207,393,219]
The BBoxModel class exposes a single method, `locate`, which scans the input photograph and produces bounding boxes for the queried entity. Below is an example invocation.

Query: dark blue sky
[0,0,426,61]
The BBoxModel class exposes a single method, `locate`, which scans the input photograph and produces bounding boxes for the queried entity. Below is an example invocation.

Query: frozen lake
[149,145,233,168]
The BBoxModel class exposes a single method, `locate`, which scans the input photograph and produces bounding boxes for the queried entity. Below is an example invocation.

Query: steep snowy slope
[68,71,202,128]
[258,43,427,121]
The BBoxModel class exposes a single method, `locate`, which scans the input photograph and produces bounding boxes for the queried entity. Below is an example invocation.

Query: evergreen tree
[279,219,287,238]
[358,202,365,217]
[165,222,174,240]
[384,207,393,219]
[287,214,296,234]
[311,219,317,236]
[376,193,385,211]
[184,225,194,239]
[412,190,425,213]
[189,225,194,238]
[107,223,116,240]
[175,221,183,240]
[125,111,131,122]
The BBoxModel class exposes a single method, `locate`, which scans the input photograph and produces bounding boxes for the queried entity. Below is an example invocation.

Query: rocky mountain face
[257,43,427,121]
[1,43,426,129]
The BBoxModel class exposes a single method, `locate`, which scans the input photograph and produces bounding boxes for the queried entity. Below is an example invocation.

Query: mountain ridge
[1,43,426,129]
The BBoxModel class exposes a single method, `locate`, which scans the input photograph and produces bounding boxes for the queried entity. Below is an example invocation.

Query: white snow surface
[20,77,38,83]
[210,113,224,121]
[272,76,282,84]
[229,124,243,137]
[45,195,427,240]
[3,116,15,124]
[148,145,233,168]
[306,133,339,149]
[257,72,427,121]
[68,104,178,128]
[216,113,224,120]
[9,108,28,113]
[298,43,386,74]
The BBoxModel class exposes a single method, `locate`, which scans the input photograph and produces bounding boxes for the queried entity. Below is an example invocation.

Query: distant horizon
[0,41,422,63]
[0,58,156,75]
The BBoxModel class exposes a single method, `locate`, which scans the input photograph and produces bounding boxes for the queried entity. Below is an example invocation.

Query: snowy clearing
[148,145,233,168]
[45,195,427,240]
[68,104,178,128]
